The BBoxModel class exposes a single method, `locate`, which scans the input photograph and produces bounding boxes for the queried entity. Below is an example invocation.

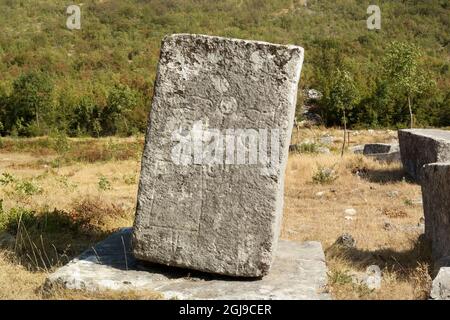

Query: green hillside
[0,0,449,136]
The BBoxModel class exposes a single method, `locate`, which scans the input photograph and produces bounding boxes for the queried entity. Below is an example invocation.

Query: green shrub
[290,142,319,154]
[50,131,70,155]
[14,180,42,196]
[312,165,339,184]
[0,172,15,186]
[98,175,112,191]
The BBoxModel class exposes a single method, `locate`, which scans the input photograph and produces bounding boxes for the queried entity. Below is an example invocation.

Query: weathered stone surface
[421,163,450,261]
[349,145,364,154]
[363,143,396,155]
[350,265,382,290]
[366,151,401,163]
[319,136,334,145]
[362,143,400,163]
[398,129,450,180]
[0,232,15,249]
[45,228,331,300]
[334,233,356,248]
[133,34,304,277]
[431,267,450,300]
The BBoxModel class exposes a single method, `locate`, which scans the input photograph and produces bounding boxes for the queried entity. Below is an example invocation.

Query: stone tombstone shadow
[132,34,304,277]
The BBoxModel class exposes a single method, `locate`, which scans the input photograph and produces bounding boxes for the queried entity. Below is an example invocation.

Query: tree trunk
[36,105,40,128]
[408,94,413,129]
[341,109,347,157]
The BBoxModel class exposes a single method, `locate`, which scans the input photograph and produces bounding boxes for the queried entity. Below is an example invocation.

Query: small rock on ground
[334,233,356,248]
[317,147,331,154]
[351,265,382,290]
[344,208,357,216]
[0,232,15,249]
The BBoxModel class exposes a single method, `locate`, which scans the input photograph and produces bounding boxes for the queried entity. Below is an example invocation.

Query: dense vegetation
[0,0,448,136]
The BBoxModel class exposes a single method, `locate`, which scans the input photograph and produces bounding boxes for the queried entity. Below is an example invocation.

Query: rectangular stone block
[132,34,304,277]
[363,143,398,155]
[421,162,450,262]
[398,129,450,181]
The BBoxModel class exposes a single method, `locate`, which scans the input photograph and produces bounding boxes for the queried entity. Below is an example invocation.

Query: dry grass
[0,129,433,299]
[0,252,45,299]
[282,128,431,299]
[45,287,163,300]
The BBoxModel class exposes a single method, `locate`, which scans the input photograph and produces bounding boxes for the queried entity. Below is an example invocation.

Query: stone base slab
[45,228,331,300]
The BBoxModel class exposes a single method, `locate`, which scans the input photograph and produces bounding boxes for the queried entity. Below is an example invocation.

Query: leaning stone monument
[398,129,450,181]
[45,34,330,299]
[132,34,304,277]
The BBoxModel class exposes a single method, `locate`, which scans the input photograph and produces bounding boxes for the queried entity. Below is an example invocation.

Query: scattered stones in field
[335,233,356,248]
[132,34,304,277]
[317,146,331,154]
[315,191,326,198]
[344,208,357,216]
[0,232,15,249]
[398,129,450,181]
[344,216,355,221]
[365,265,382,290]
[319,136,334,145]
[352,265,382,290]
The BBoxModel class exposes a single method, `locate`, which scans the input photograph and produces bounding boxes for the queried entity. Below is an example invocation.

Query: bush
[14,180,42,196]
[312,165,339,184]
[290,142,319,154]
[98,176,112,191]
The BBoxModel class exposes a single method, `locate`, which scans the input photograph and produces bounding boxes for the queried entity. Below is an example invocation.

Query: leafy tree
[383,42,428,128]
[328,69,359,155]
[68,96,101,137]
[7,71,53,136]
[102,84,139,136]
